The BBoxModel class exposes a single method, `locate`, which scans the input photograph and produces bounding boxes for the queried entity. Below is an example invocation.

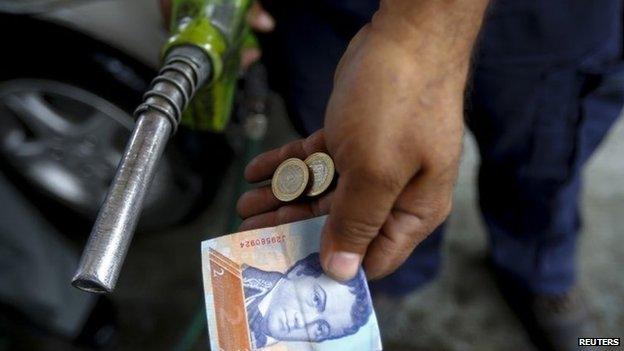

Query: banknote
[201,216,382,351]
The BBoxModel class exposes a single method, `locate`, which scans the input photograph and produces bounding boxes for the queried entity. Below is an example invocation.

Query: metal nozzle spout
[72,45,211,293]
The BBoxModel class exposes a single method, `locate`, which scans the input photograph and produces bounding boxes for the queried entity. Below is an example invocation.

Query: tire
[0,13,207,232]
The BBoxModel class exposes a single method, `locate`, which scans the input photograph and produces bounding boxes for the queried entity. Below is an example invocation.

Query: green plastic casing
[164,0,253,132]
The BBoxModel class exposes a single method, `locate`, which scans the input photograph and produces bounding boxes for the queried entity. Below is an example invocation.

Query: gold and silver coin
[271,158,310,202]
[304,152,335,197]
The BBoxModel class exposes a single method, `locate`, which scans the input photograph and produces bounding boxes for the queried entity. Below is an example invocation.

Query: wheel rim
[0,79,163,214]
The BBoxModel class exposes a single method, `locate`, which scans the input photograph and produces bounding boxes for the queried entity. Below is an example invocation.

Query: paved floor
[112,97,624,351]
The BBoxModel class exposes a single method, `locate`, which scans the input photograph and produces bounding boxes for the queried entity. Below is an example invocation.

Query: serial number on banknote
[240,235,286,248]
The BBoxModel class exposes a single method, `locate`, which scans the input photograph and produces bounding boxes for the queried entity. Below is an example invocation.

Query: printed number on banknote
[240,235,286,248]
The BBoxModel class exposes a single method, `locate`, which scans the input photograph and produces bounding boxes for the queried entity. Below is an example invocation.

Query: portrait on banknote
[242,253,372,349]
[201,216,383,351]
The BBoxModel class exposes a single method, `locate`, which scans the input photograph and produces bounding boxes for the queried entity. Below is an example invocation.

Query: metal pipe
[72,45,211,293]
[72,113,171,293]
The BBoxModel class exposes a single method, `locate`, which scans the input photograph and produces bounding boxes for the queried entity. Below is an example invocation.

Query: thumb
[320,166,408,281]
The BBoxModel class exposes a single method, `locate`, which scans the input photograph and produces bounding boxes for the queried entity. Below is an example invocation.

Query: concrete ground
[111,96,624,351]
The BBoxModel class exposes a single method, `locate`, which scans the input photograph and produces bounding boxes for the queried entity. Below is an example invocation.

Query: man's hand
[238,0,489,281]
[158,0,274,68]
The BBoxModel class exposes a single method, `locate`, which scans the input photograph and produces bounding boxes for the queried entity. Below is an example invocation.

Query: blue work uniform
[258,0,624,296]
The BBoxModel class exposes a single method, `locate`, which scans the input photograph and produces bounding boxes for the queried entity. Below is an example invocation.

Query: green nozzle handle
[165,0,253,132]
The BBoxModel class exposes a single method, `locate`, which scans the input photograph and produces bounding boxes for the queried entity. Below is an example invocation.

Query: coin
[304,152,335,197]
[271,158,310,202]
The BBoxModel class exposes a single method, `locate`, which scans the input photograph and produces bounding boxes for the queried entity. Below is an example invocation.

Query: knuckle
[332,217,379,247]
[275,206,291,224]
[235,193,250,217]
[309,200,324,217]
[356,162,404,193]
[278,145,290,160]
[279,139,305,161]
[378,235,412,261]
[418,198,453,233]
[433,198,453,223]
[303,131,323,154]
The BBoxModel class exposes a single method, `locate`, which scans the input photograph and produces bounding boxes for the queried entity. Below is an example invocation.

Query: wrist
[370,0,489,80]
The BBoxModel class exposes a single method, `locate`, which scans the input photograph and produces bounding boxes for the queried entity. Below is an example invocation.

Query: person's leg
[468,1,624,348]
[470,0,624,298]
[259,0,445,296]
[470,62,586,294]
[470,61,623,350]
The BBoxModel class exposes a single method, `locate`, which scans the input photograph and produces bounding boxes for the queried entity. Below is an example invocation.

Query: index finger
[244,130,326,183]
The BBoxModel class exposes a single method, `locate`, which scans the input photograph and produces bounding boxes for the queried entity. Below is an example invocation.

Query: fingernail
[326,251,361,281]
[256,13,275,30]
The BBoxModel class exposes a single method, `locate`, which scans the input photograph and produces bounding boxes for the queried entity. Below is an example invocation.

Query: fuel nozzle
[72,45,211,293]
[72,0,252,294]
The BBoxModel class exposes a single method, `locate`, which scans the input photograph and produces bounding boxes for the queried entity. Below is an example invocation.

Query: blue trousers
[259,0,624,295]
